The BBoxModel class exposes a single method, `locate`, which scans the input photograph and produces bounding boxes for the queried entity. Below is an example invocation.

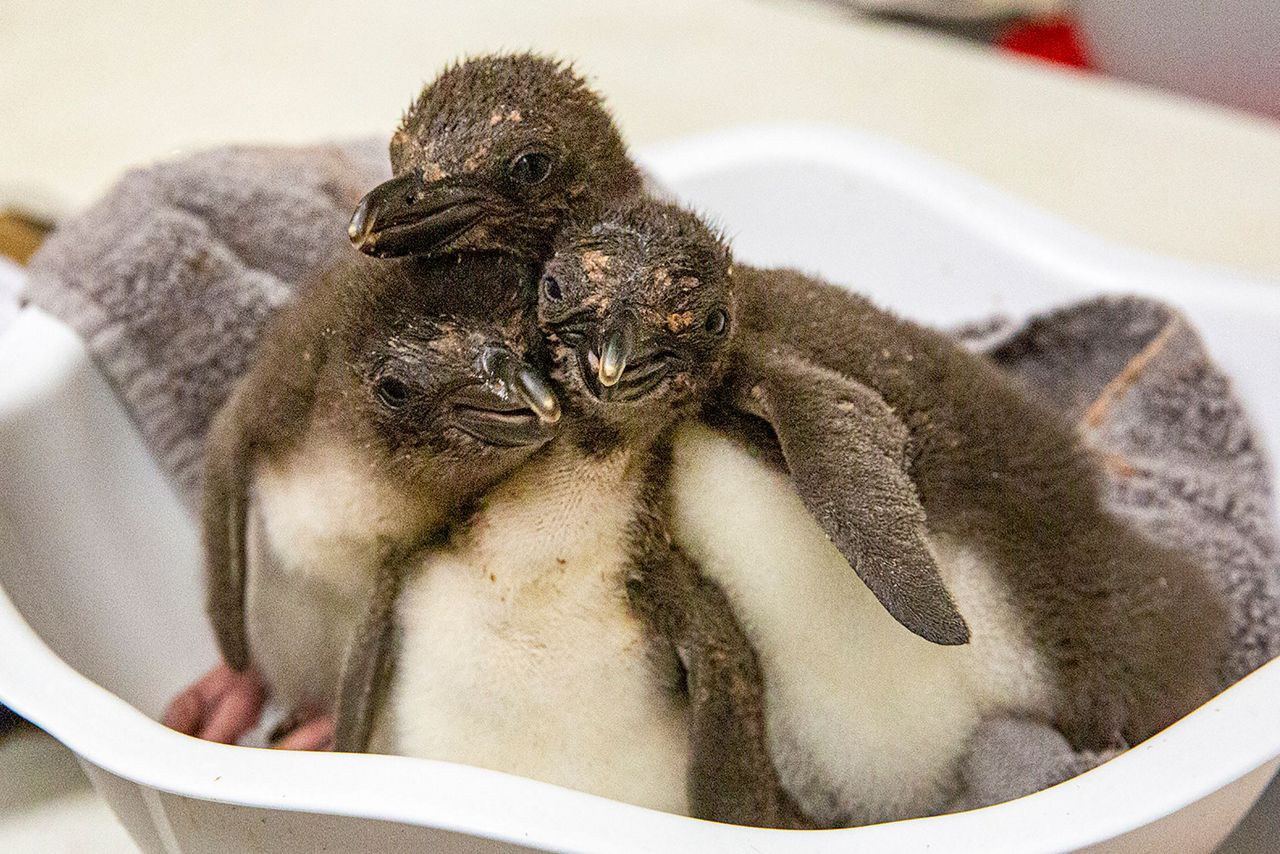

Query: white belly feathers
[250,419,1052,822]
[246,430,436,715]
[380,444,691,815]
[668,422,1055,825]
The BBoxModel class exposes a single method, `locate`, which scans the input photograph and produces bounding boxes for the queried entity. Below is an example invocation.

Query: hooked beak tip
[519,378,560,422]
[537,396,562,425]
[596,325,633,388]
[513,364,561,424]
[347,198,376,249]
[486,349,562,426]
[597,358,625,387]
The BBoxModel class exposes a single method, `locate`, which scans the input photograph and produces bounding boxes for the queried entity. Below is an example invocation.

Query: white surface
[0,729,135,854]
[2,126,1280,852]
[3,0,1280,278]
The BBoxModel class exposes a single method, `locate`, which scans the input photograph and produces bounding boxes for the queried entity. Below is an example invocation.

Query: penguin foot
[162,662,266,745]
[269,712,334,751]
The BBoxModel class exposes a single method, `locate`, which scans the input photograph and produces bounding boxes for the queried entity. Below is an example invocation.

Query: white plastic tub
[3,126,1280,853]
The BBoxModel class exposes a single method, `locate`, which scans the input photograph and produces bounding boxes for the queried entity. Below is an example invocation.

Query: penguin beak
[485,348,562,425]
[595,317,636,388]
[579,313,672,403]
[448,348,561,449]
[348,173,495,258]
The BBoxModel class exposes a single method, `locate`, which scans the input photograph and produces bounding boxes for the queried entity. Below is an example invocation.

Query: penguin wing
[623,486,813,829]
[334,555,405,754]
[675,567,814,828]
[201,277,331,673]
[733,347,970,646]
[201,388,254,671]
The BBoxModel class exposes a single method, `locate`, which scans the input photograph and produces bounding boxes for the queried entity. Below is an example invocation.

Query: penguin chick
[350,52,966,649]
[336,201,806,827]
[184,251,560,743]
[540,200,1004,827]
[348,52,642,261]
[538,199,815,827]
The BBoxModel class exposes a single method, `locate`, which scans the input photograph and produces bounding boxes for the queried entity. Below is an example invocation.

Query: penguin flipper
[676,568,815,829]
[202,389,254,672]
[201,281,330,673]
[734,348,970,646]
[334,553,406,754]
[625,520,812,828]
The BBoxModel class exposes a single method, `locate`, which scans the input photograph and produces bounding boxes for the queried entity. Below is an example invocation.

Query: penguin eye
[704,308,729,336]
[541,274,563,301]
[375,377,411,409]
[510,151,553,186]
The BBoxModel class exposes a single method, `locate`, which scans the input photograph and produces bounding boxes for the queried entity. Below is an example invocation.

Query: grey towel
[24,140,389,506]
[21,142,1280,815]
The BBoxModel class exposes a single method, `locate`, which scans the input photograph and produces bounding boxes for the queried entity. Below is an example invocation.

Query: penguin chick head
[341,313,561,501]
[538,200,734,438]
[349,53,641,261]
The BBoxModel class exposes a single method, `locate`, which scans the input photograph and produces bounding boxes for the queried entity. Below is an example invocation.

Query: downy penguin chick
[168,251,560,744]
[562,224,1230,824]
[340,201,806,826]
[546,202,1023,827]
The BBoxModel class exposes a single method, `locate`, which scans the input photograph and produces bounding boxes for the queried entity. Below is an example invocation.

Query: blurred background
[1,1,1278,850]
[2,0,1279,275]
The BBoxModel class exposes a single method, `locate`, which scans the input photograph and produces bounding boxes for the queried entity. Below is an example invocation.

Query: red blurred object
[998,17,1093,70]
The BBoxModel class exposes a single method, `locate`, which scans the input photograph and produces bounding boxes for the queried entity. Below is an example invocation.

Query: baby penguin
[537,203,1225,826]
[336,200,808,827]
[165,252,560,745]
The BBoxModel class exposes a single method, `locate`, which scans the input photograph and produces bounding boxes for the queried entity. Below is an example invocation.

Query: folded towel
[22,141,1280,813]
[25,141,388,506]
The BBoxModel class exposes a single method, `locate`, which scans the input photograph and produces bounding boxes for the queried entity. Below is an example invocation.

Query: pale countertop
[2,1,1280,851]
